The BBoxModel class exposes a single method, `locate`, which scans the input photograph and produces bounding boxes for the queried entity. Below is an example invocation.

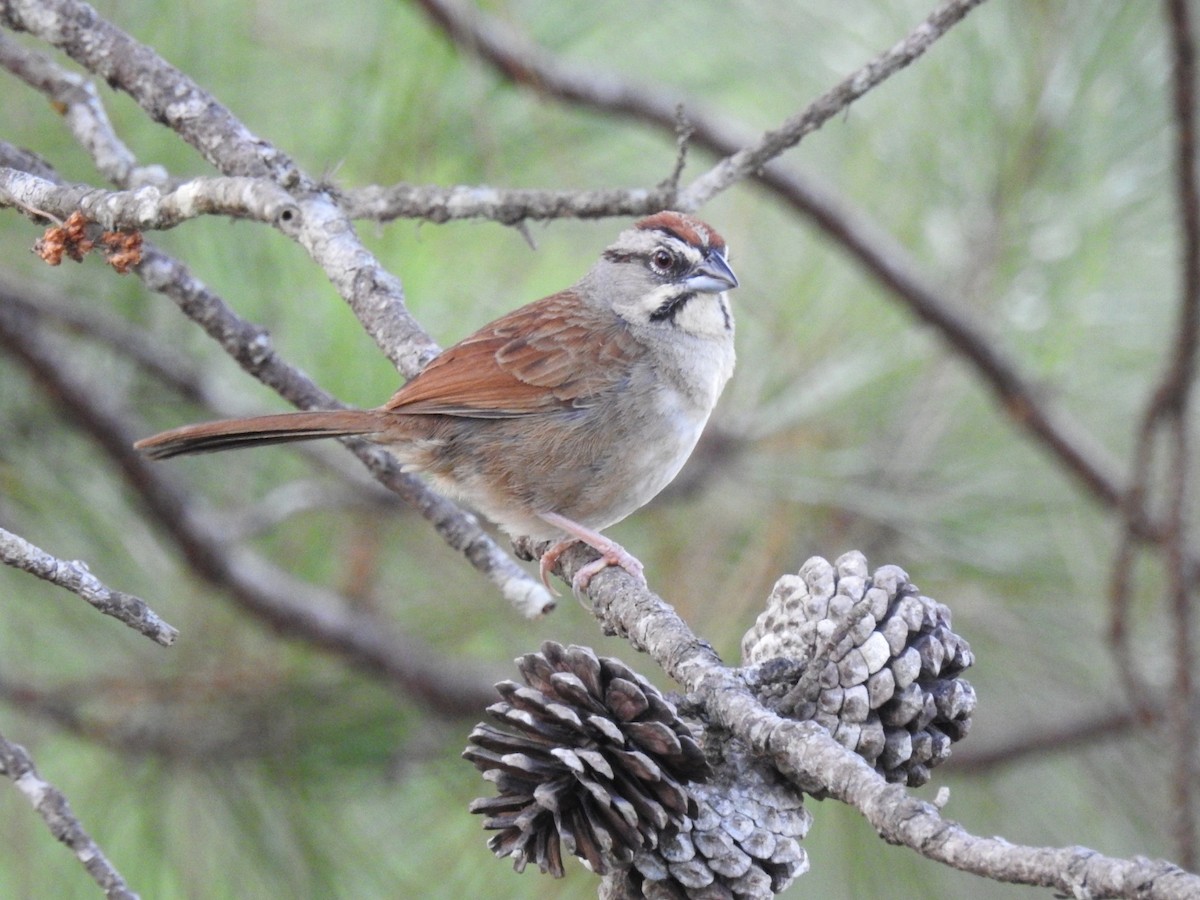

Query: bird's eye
[650,249,675,274]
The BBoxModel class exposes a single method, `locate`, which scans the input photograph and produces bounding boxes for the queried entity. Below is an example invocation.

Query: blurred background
[0,0,1184,896]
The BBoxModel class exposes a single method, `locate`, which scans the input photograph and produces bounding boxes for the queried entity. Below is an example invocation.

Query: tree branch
[0,276,215,405]
[0,33,167,188]
[0,166,299,231]
[950,703,1151,774]
[0,136,59,180]
[677,0,990,208]
[343,181,672,224]
[0,526,178,645]
[0,731,139,900]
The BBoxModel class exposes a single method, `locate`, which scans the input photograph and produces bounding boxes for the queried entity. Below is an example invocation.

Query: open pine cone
[607,737,811,899]
[465,641,710,877]
[742,552,975,786]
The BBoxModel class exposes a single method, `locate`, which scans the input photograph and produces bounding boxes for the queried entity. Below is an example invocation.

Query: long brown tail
[134,410,382,460]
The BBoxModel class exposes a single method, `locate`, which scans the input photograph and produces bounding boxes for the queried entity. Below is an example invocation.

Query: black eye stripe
[604,236,705,280]
[603,249,637,264]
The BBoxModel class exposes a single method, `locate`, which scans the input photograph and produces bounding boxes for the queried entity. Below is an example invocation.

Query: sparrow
[136,211,738,592]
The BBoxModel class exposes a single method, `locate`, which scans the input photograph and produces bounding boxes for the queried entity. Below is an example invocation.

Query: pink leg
[537,512,646,593]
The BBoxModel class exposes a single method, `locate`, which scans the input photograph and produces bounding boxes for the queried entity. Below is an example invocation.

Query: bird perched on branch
[136,211,739,593]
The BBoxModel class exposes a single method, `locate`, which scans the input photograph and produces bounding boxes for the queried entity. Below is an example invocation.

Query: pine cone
[604,737,811,899]
[742,552,975,787]
[465,641,710,877]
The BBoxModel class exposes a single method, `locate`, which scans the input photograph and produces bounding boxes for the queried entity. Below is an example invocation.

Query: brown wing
[382,290,637,418]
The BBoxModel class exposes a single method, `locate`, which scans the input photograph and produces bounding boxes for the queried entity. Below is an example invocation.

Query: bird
[135,211,738,593]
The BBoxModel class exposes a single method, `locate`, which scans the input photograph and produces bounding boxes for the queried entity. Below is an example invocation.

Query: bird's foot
[537,512,646,594]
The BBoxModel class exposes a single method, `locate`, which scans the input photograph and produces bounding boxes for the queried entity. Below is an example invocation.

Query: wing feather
[382,291,636,418]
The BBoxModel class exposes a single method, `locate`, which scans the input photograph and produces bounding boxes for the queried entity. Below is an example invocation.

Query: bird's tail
[134,410,381,460]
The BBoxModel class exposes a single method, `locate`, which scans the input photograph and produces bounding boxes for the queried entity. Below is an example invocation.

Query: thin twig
[0,526,178,646]
[677,0,990,208]
[950,702,1155,774]
[0,33,167,188]
[0,731,139,900]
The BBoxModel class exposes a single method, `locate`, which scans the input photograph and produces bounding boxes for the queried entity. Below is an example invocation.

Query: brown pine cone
[465,641,710,877]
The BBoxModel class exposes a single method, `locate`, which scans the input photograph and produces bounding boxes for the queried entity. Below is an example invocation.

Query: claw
[536,512,647,594]
[537,544,565,596]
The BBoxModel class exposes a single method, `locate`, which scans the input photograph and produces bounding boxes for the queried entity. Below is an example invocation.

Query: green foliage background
[0,1,1179,897]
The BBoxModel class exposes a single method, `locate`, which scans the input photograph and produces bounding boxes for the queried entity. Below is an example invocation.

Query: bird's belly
[541,391,708,531]
[389,383,714,541]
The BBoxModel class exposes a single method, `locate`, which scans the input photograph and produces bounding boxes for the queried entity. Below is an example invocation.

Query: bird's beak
[685,251,739,293]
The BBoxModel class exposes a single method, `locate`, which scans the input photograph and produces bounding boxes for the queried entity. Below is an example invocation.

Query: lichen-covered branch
[0,526,178,645]
[0,167,299,231]
[343,181,673,225]
[0,33,166,188]
[0,732,139,900]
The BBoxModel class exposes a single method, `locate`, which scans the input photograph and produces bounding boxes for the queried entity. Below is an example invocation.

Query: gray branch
[0,33,166,188]
[0,166,299,230]
[0,276,216,406]
[343,181,673,225]
[0,732,139,899]
[0,526,178,646]
[678,0,991,208]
